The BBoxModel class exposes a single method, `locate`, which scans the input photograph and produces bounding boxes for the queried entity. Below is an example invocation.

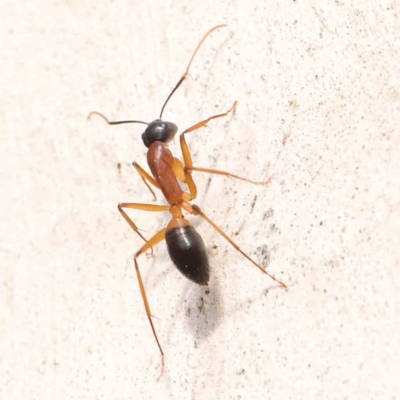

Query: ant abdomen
[165,224,210,285]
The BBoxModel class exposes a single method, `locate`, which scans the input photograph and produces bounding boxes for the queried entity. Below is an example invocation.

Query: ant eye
[141,132,151,148]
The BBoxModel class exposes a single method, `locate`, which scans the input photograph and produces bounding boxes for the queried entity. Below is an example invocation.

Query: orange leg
[179,101,237,199]
[133,228,168,379]
[188,166,272,186]
[181,202,287,289]
[118,203,170,247]
[171,157,197,200]
[178,102,271,186]
[132,162,160,201]
[88,113,158,198]
[179,101,237,169]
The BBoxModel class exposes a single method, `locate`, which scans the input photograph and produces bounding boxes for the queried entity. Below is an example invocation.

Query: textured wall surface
[1,1,399,399]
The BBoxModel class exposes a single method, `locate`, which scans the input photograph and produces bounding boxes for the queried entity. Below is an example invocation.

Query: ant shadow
[166,245,284,349]
[140,243,224,343]
[181,269,224,343]
[176,272,284,351]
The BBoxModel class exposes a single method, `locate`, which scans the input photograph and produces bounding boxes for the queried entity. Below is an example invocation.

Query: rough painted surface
[1,1,399,399]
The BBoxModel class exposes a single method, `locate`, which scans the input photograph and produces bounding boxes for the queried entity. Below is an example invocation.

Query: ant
[88,25,287,377]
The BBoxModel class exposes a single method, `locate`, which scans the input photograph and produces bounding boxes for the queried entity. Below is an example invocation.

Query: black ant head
[141,120,178,148]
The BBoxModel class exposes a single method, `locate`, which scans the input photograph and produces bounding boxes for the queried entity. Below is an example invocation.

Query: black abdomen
[165,226,209,285]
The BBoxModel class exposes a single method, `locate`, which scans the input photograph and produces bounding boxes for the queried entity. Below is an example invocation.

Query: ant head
[141,120,178,148]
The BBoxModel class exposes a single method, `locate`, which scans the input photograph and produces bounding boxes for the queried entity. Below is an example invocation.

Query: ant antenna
[87,111,149,126]
[159,24,227,119]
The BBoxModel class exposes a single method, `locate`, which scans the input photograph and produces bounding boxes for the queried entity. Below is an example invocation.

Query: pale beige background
[1,1,399,399]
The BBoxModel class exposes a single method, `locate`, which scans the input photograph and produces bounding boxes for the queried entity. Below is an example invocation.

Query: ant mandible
[88,25,287,377]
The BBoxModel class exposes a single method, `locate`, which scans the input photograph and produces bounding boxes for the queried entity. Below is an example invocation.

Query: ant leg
[133,227,168,379]
[180,101,237,168]
[188,166,272,186]
[132,162,160,201]
[179,101,238,199]
[170,157,197,201]
[183,203,287,289]
[118,203,170,245]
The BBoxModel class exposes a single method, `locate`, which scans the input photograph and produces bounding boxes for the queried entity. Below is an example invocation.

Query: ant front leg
[179,101,237,199]
[132,162,160,201]
[180,101,271,186]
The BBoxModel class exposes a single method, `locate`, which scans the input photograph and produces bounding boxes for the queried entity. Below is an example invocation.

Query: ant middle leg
[118,203,170,245]
[189,166,272,186]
